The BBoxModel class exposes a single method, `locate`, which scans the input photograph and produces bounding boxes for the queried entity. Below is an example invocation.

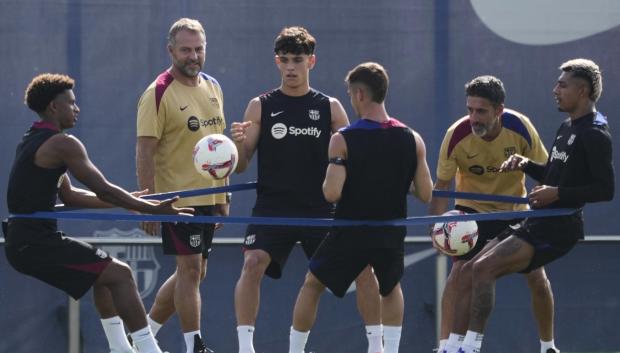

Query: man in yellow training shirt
[136,18,227,353]
[430,76,559,353]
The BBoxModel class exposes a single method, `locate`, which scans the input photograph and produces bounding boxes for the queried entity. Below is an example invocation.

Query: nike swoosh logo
[180,105,189,111]
[556,135,563,140]
[270,111,284,117]
[471,0,620,45]
[466,154,479,159]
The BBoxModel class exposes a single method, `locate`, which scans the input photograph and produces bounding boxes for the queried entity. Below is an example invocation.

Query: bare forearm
[137,153,156,192]
[61,187,115,208]
[428,196,449,215]
[234,142,251,173]
[95,183,156,213]
[428,180,451,215]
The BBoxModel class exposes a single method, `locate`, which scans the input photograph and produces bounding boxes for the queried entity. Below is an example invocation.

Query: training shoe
[546,349,560,353]
[193,334,214,353]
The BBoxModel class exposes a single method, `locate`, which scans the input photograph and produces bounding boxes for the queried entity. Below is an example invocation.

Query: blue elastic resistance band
[11,208,576,227]
[55,181,259,211]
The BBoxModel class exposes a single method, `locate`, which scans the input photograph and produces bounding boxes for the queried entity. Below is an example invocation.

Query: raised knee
[456,261,474,287]
[471,258,494,280]
[102,260,135,285]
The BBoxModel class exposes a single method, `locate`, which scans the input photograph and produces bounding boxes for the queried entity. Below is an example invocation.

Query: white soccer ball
[193,134,238,180]
[431,210,479,256]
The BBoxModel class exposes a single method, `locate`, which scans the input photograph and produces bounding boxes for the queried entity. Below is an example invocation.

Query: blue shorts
[499,212,583,272]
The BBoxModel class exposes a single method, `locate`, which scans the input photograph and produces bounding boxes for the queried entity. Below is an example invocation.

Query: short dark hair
[24,73,75,113]
[345,62,389,103]
[560,58,603,102]
[274,26,316,55]
[465,75,505,107]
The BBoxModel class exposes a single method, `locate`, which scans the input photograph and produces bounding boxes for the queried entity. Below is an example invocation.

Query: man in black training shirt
[229,27,381,353]
[455,59,614,353]
[5,73,192,353]
[288,62,433,353]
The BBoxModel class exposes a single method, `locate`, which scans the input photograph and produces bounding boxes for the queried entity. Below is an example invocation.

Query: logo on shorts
[95,249,109,259]
[245,234,256,245]
[308,109,320,121]
[93,228,161,299]
[189,234,201,248]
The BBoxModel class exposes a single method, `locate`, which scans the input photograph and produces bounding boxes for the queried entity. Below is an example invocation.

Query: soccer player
[5,73,192,353]
[230,27,382,353]
[455,59,614,353]
[288,62,433,353]
[429,76,558,353]
[136,18,227,353]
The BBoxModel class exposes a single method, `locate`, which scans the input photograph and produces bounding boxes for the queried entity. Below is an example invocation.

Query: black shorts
[243,224,328,279]
[309,231,404,298]
[454,205,522,261]
[5,219,112,300]
[161,206,216,258]
[506,213,583,273]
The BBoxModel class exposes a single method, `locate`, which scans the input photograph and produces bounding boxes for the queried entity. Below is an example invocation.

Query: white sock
[147,315,163,337]
[101,316,134,353]
[184,330,201,353]
[289,326,310,353]
[365,325,383,353]
[461,330,483,352]
[445,333,464,353]
[130,326,162,353]
[438,339,448,352]
[383,325,401,353]
[237,325,256,353]
[541,339,557,353]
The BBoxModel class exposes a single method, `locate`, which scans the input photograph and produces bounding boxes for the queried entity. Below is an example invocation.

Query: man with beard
[454,59,614,353]
[429,76,559,353]
[136,18,227,353]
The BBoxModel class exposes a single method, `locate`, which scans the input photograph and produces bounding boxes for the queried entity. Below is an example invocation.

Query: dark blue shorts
[502,212,583,273]
[309,231,404,298]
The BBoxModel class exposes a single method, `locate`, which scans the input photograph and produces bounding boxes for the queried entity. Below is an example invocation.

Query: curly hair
[24,73,75,113]
[560,58,603,102]
[274,26,316,55]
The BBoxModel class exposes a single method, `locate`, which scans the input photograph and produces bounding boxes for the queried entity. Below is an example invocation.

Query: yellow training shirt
[137,71,227,207]
[437,109,548,212]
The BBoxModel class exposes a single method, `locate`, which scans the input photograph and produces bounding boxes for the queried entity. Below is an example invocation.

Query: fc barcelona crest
[189,234,202,248]
[504,146,516,158]
[308,109,320,121]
